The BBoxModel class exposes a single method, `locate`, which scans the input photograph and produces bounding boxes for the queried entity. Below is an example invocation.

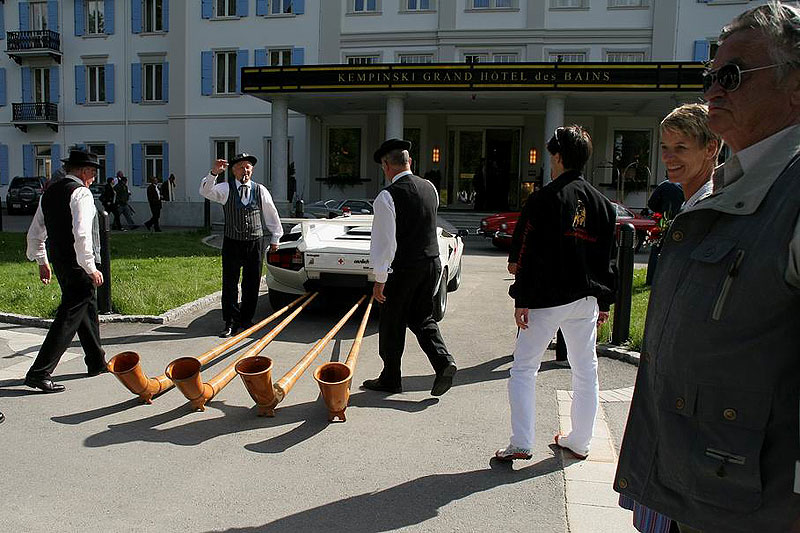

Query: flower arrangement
[645,212,671,247]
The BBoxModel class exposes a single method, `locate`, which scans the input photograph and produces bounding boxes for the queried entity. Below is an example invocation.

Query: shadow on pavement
[207,456,562,533]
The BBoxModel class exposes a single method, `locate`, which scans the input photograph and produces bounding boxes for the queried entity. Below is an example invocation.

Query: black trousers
[378,257,454,387]
[27,263,105,379]
[221,237,264,326]
[146,205,161,231]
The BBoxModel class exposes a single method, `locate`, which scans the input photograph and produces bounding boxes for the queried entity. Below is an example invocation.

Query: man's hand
[597,311,610,327]
[89,270,104,288]
[269,243,279,253]
[507,262,518,275]
[211,159,228,176]
[514,308,529,330]
[373,282,386,304]
[38,264,52,285]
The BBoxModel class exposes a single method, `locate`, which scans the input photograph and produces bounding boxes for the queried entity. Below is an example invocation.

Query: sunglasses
[702,62,782,93]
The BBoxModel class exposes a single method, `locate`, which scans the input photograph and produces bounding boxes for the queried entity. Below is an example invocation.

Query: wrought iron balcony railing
[12,102,59,131]
[6,30,61,63]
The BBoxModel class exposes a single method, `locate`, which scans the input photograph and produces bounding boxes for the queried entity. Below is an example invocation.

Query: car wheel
[432,269,448,322]
[447,258,462,292]
[268,289,295,311]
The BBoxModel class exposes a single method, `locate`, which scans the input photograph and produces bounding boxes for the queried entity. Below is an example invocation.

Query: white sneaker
[554,434,589,460]
[494,445,532,461]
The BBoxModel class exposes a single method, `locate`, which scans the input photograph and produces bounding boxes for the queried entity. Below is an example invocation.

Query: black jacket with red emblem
[510,170,616,311]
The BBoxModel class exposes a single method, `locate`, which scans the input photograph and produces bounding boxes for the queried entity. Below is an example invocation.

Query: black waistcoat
[385,174,439,269]
[41,177,83,268]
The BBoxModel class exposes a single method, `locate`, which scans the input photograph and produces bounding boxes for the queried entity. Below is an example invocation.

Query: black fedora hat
[61,149,101,169]
[229,152,258,167]
[373,138,412,164]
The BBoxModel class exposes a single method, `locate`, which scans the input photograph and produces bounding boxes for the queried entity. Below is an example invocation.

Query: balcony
[5,30,62,64]
[12,102,59,132]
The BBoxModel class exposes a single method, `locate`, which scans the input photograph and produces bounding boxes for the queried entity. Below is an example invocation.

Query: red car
[478,202,656,251]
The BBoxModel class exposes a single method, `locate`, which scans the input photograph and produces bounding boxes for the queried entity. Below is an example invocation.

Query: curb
[597,343,640,366]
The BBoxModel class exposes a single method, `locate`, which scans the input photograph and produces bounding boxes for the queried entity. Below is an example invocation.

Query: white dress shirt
[682,179,713,210]
[26,175,99,275]
[370,170,439,284]
[199,173,284,244]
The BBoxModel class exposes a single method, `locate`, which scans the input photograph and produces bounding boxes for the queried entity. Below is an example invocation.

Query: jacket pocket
[710,249,745,321]
[691,384,771,512]
[673,237,739,321]
[653,378,698,492]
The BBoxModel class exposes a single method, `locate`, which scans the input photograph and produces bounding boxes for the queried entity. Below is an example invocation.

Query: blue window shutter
[256,0,268,16]
[131,63,142,103]
[291,47,304,66]
[49,66,59,104]
[74,0,85,36]
[0,6,5,40]
[202,0,213,19]
[201,51,213,95]
[23,145,34,177]
[0,69,6,107]
[132,0,141,33]
[162,0,169,31]
[294,0,305,14]
[254,49,267,67]
[0,145,8,186]
[105,0,115,34]
[22,67,32,103]
[19,2,30,31]
[50,144,60,175]
[75,65,86,104]
[162,142,169,178]
[693,39,710,62]
[47,0,58,31]
[237,49,248,94]
[106,143,115,179]
[162,62,169,102]
[132,144,143,186]
[237,0,249,17]
[104,64,114,103]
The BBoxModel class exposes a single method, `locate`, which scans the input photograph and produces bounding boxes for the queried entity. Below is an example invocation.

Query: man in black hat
[362,138,457,396]
[24,149,108,393]
[200,152,283,337]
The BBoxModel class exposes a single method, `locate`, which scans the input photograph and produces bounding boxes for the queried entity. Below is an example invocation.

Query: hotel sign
[243,62,704,94]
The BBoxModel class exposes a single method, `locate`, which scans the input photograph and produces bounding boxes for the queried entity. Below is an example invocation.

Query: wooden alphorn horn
[165,292,318,411]
[236,295,366,416]
[313,296,373,422]
[107,293,309,403]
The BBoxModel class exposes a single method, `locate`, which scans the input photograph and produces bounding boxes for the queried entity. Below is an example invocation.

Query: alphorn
[235,295,366,416]
[165,292,318,411]
[313,296,374,421]
[107,293,309,403]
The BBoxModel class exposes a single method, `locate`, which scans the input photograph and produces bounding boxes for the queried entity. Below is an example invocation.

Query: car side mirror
[457,229,469,238]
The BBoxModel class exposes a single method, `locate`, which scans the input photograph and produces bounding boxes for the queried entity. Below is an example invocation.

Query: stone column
[543,94,566,185]
[385,95,405,140]
[270,96,289,212]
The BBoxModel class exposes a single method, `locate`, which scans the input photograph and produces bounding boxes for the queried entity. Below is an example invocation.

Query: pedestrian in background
[100,177,122,230]
[145,176,162,232]
[114,173,137,230]
[162,173,176,201]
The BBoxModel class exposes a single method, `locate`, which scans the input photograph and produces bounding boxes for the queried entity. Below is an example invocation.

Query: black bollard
[612,223,635,345]
[96,209,113,314]
[204,198,211,231]
[294,199,304,218]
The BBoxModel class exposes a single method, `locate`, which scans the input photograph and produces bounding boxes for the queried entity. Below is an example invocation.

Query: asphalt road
[0,235,637,532]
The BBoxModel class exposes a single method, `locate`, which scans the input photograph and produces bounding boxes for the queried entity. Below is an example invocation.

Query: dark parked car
[6,176,45,214]
[304,199,374,219]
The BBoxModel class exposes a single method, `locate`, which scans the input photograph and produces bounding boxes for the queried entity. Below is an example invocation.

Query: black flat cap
[229,152,258,166]
[373,138,412,164]
[61,149,101,169]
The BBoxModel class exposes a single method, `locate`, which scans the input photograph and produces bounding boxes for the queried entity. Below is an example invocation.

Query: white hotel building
[0,0,771,224]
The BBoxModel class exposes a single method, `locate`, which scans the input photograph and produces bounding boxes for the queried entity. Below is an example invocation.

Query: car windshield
[615,204,633,218]
[10,177,42,188]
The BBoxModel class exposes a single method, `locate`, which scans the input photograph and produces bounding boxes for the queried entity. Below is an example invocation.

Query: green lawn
[0,231,222,318]
[598,268,651,352]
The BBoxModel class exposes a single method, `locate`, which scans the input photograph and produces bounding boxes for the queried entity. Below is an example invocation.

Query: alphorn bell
[236,295,366,416]
[165,292,318,411]
[313,296,373,422]
[107,293,309,403]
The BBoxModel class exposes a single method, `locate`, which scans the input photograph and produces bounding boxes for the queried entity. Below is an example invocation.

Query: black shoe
[431,363,457,396]
[87,364,109,377]
[24,376,66,393]
[361,378,402,394]
[219,324,234,338]
[144,222,152,231]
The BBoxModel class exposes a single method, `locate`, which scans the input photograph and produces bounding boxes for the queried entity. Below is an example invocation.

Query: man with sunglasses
[615,4,800,532]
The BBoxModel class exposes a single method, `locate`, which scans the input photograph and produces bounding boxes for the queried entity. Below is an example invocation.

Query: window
[328,128,361,180]
[353,0,378,13]
[399,54,434,64]
[346,55,379,65]
[216,0,236,17]
[87,65,106,103]
[271,0,295,14]
[214,139,237,181]
[551,0,585,8]
[215,51,237,94]
[86,0,105,34]
[144,143,164,182]
[30,2,48,31]
[269,49,292,66]
[606,51,646,62]
[35,145,52,178]
[144,0,164,32]
[33,68,50,103]
[464,53,489,63]
[493,53,518,63]
[549,52,587,62]
[87,144,107,180]
[609,0,648,6]
[143,63,164,101]
[470,0,515,8]
[264,137,294,185]
[406,0,431,10]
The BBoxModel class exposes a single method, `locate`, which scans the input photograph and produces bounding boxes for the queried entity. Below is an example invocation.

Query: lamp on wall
[432,146,441,164]
[529,148,538,165]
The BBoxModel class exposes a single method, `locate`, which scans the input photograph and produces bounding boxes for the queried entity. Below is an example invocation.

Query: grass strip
[598,268,651,352]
